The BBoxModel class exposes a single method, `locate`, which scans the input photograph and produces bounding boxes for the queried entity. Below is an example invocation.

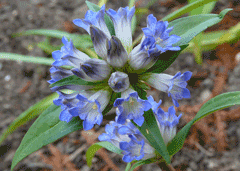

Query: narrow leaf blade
[86,141,122,167]
[0,53,54,65]
[0,93,58,145]
[49,75,104,88]
[169,8,232,47]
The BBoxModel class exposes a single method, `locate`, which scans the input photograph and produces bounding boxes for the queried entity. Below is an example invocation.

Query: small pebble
[4,75,11,81]
[235,52,240,63]
[200,89,212,102]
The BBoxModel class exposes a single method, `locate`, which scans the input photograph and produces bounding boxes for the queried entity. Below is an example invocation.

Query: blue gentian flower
[69,90,110,130]
[141,71,192,107]
[120,135,155,162]
[53,91,78,123]
[114,91,152,126]
[142,14,181,53]
[98,119,133,149]
[129,36,159,71]
[73,5,111,39]
[98,118,156,162]
[154,106,182,145]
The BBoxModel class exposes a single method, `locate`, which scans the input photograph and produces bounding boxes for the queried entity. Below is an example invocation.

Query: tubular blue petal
[114,92,152,125]
[142,71,192,107]
[107,36,128,68]
[73,5,111,38]
[155,106,182,145]
[90,26,108,60]
[106,6,135,48]
[59,110,73,123]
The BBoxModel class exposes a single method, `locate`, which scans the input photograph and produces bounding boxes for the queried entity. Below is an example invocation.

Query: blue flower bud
[155,106,182,145]
[107,36,128,68]
[108,71,130,92]
[90,26,108,60]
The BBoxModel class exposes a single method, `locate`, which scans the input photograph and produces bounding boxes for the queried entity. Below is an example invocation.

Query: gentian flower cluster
[49,4,192,162]
[99,104,182,162]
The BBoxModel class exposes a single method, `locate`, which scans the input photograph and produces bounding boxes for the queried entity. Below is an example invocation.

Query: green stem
[128,0,135,8]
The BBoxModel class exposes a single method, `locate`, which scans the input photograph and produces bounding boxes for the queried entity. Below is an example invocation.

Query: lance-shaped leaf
[49,75,104,88]
[86,141,122,167]
[136,109,171,164]
[0,93,58,145]
[167,91,240,156]
[0,53,54,65]
[11,104,83,171]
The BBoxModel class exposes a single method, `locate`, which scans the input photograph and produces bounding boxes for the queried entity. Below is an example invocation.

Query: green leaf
[86,141,122,167]
[11,104,83,171]
[0,93,58,145]
[188,0,217,15]
[128,158,159,171]
[169,8,232,47]
[168,91,240,156]
[98,0,108,7]
[132,85,148,100]
[162,0,218,21]
[12,29,93,49]
[192,34,203,64]
[85,1,115,36]
[136,109,171,164]
[187,0,217,65]
[49,75,104,88]
[144,45,188,74]
[0,53,54,65]
[183,23,240,53]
